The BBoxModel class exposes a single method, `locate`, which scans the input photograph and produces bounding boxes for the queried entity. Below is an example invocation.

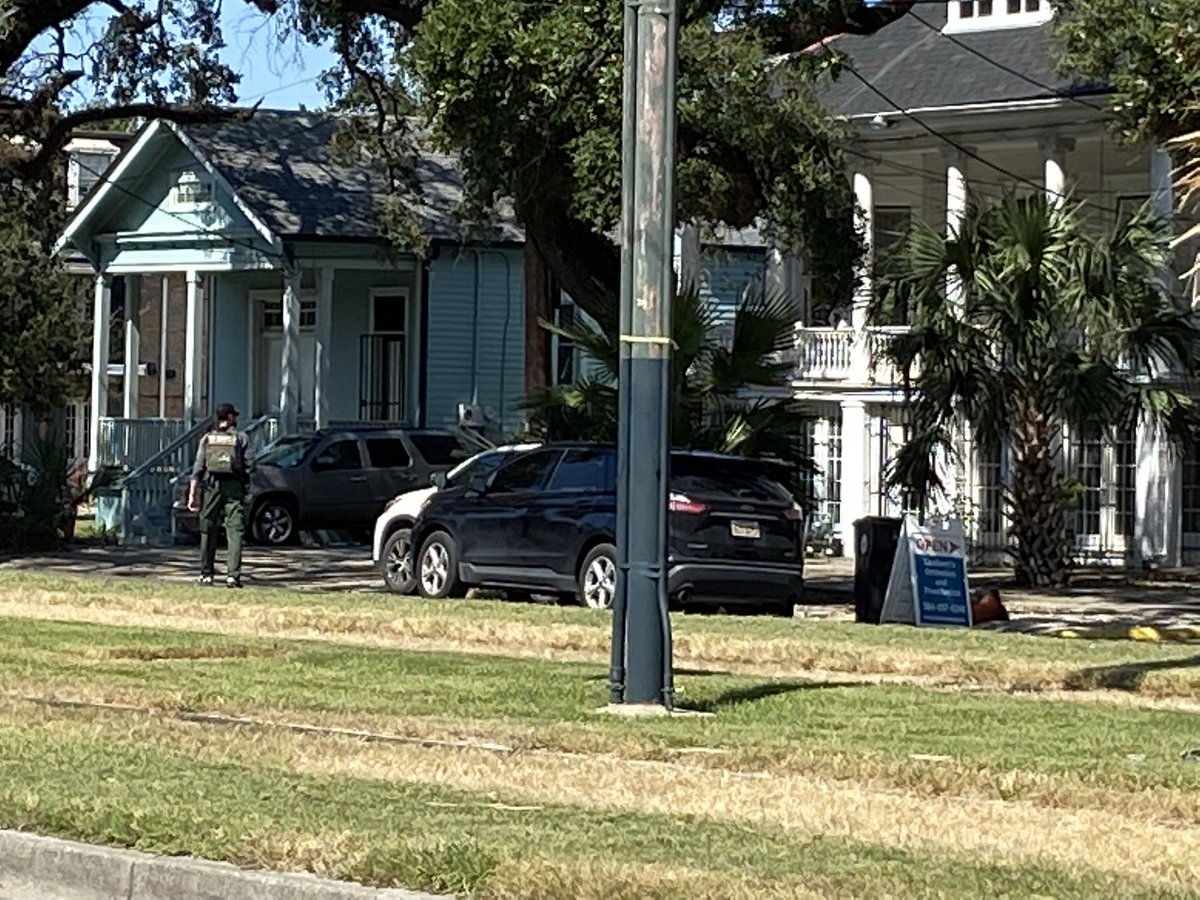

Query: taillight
[785,503,804,521]
[669,492,708,515]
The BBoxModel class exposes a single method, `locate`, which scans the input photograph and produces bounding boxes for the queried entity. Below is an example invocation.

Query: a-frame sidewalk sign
[879,516,974,628]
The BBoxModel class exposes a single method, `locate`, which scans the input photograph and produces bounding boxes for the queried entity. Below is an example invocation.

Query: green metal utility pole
[609,0,679,708]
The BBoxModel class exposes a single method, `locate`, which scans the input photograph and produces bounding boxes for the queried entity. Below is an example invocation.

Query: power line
[907,10,1109,115]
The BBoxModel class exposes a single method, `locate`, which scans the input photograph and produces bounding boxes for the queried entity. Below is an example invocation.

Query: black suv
[249,427,472,544]
[410,444,805,615]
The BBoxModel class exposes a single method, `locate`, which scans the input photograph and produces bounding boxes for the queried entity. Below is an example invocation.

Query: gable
[59,121,277,266]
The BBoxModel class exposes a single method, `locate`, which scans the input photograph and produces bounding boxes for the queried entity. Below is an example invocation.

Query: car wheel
[380,527,416,595]
[577,543,617,610]
[417,531,464,599]
[252,498,296,546]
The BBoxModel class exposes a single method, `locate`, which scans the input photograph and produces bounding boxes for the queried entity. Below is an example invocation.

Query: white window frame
[945,0,1051,33]
[168,167,215,211]
[65,138,119,210]
[0,405,22,461]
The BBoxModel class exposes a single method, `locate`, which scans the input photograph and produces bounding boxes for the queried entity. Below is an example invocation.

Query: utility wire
[907,10,1109,115]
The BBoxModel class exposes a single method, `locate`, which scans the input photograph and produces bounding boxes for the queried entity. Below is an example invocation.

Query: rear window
[410,433,470,466]
[670,456,793,502]
[366,438,412,469]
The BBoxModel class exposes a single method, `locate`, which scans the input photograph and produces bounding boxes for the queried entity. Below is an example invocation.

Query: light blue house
[58,110,527,481]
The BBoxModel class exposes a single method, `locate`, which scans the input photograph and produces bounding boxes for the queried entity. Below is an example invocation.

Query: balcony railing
[793,328,855,381]
[791,325,915,386]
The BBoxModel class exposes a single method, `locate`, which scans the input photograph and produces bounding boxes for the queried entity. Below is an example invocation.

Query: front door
[257,296,316,418]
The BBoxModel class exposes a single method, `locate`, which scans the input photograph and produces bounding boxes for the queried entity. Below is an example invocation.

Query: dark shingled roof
[182,110,523,243]
[820,8,1105,118]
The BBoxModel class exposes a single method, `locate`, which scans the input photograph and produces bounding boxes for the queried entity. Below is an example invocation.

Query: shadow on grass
[683,680,844,713]
[1064,655,1200,692]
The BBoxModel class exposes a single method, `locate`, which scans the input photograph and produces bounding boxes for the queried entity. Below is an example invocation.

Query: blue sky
[220,4,336,110]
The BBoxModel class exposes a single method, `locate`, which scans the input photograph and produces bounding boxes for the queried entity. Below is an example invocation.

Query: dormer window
[67,147,117,209]
[170,168,213,209]
[947,0,1050,31]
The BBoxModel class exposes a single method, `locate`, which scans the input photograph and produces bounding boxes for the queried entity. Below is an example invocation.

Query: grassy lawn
[2,570,1199,697]
[1,572,1199,896]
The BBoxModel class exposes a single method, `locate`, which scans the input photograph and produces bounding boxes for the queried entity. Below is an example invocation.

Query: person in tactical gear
[189,403,255,587]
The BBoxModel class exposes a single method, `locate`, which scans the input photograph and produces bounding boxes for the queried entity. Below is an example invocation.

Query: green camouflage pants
[198,477,247,579]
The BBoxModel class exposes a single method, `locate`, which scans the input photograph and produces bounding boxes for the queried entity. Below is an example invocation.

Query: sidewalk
[4,545,1200,631]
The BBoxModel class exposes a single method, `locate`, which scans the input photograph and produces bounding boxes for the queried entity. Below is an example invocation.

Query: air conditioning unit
[457,403,489,427]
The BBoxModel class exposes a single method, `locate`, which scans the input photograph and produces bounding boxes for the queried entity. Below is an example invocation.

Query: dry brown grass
[3,585,1199,706]
[3,698,1198,890]
[7,680,1200,829]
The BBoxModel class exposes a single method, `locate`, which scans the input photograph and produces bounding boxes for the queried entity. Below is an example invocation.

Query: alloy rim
[386,535,412,587]
[260,505,292,543]
[421,542,450,596]
[583,554,616,610]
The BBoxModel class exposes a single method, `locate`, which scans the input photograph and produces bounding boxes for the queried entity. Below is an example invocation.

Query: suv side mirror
[430,472,447,489]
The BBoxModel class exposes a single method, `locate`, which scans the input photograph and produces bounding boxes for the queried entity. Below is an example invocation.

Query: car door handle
[348,476,367,483]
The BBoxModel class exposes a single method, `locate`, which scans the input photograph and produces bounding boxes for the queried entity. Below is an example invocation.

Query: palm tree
[875,191,1200,587]
[521,285,814,499]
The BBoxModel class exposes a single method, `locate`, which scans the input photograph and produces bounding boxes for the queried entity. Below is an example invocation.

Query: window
[826,416,842,525]
[447,450,515,489]
[64,400,89,465]
[490,450,560,493]
[262,299,316,330]
[409,433,469,467]
[978,441,1004,535]
[0,405,20,460]
[70,151,116,207]
[547,449,614,493]
[1072,430,1103,537]
[366,438,412,469]
[171,169,213,207]
[312,439,363,472]
[373,294,407,333]
[949,0,1048,30]
[671,456,791,502]
[1114,428,1136,538]
[555,301,579,385]
[1184,441,1200,536]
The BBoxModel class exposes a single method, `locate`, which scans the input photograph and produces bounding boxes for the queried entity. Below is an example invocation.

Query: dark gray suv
[249,427,472,545]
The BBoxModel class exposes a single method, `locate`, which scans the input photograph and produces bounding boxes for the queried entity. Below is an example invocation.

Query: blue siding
[698,246,768,323]
[425,249,525,434]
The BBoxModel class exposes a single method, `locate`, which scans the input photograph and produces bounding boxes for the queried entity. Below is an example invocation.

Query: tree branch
[760,0,917,56]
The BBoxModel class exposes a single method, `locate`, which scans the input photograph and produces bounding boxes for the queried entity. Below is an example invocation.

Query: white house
[787,1,1197,565]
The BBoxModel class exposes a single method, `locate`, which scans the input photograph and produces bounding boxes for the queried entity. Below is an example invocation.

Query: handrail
[123,415,214,483]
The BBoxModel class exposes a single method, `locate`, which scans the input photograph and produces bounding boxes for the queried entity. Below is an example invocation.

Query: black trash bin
[853,517,903,624]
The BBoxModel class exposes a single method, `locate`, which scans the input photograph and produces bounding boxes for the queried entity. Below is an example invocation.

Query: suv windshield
[256,436,313,468]
[671,456,793,502]
[446,451,509,489]
[411,433,471,466]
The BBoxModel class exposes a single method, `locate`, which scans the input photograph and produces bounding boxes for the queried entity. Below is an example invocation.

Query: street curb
[0,830,445,900]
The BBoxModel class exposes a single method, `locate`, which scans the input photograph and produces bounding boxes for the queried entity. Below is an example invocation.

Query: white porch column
[851,169,874,330]
[677,224,701,289]
[1040,134,1074,208]
[122,274,140,420]
[1136,417,1181,568]
[839,399,870,558]
[184,270,203,424]
[944,150,967,240]
[279,264,302,435]
[87,273,111,472]
[314,267,334,431]
[122,321,140,419]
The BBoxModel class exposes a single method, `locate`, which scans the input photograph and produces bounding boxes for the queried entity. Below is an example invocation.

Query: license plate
[731,520,760,539]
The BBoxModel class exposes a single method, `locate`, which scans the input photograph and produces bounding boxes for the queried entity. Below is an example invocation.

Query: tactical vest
[204,431,241,476]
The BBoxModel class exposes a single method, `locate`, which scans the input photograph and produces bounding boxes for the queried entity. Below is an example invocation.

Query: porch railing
[793,328,855,381]
[97,417,189,469]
